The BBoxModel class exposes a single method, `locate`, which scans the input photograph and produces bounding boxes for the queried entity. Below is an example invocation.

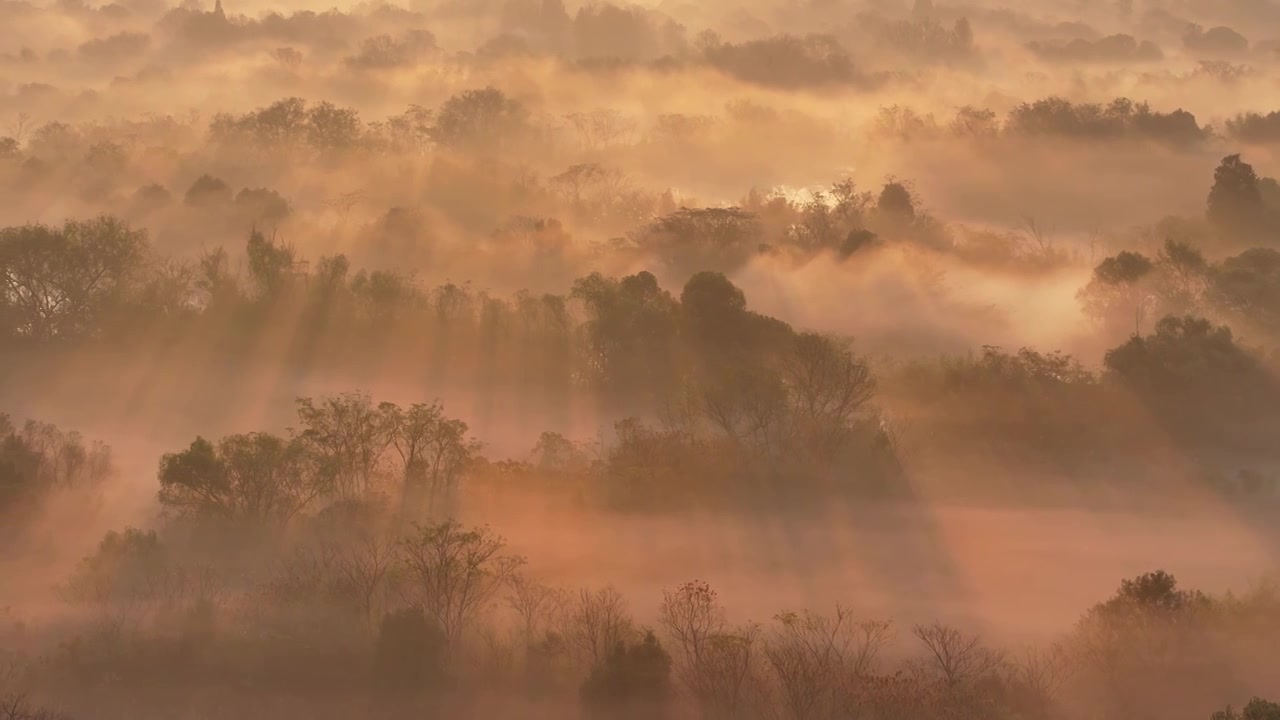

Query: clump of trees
[158,392,481,527]
[1213,698,1280,720]
[210,97,363,153]
[874,96,1208,147]
[0,414,110,536]
[25,538,1280,716]
[1183,25,1249,56]
[1026,34,1163,64]
[0,217,149,341]
[344,29,437,70]
[204,87,536,159]
[699,34,862,89]
[571,270,896,506]
[1225,112,1280,145]
[1206,154,1280,244]
[857,13,977,64]
[1005,97,1207,145]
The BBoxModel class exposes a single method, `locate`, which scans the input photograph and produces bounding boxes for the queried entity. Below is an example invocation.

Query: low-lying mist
[4,0,1280,718]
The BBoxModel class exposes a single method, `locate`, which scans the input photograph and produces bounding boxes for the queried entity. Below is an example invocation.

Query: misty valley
[4,0,1280,718]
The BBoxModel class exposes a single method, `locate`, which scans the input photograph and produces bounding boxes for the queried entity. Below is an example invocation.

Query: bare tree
[1012,642,1073,703]
[295,392,396,500]
[506,573,568,646]
[660,580,725,672]
[475,622,518,680]
[1018,215,1056,255]
[660,581,765,719]
[566,585,634,669]
[382,401,481,519]
[0,694,65,720]
[262,545,351,612]
[765,608,893,720]
[912,623,1005,688]
[7,113,31,145]
[566,109,634,152]
[783,333,876,456]
[321,189,365,223]
[551,163,608,206]
[397,521,524,648]
[336,536,397,627]
[695,625,765,720]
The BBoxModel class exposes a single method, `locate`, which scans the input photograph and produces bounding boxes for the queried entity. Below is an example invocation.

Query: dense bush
[373,607,447,691]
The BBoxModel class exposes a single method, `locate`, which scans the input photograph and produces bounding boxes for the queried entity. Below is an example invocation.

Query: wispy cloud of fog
[5,2,1280,717]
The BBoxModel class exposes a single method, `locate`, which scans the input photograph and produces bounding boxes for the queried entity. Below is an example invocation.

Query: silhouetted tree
[1207,155,1269,242]
[0,217,148,340]
[295,392,395,501]
[245,229,295,298]
[234,188,290,224]
[0,693,69,720]
[158,433,327,524]
[633,207,762,272]
[1213,698,1280,720]
[397,520,524,648]
[572,271,680,402]
[1078,250,1156,333]
[1104,316,1277,443]
[430,87,528,153]
[305,101,362,150]
[1209,248,1280,335]
[381,401,480,517]
[875,182,916,229]
[373,607,446,691]
[63,527,166,605]
[184,174,232,206]
[580,630,673,720]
